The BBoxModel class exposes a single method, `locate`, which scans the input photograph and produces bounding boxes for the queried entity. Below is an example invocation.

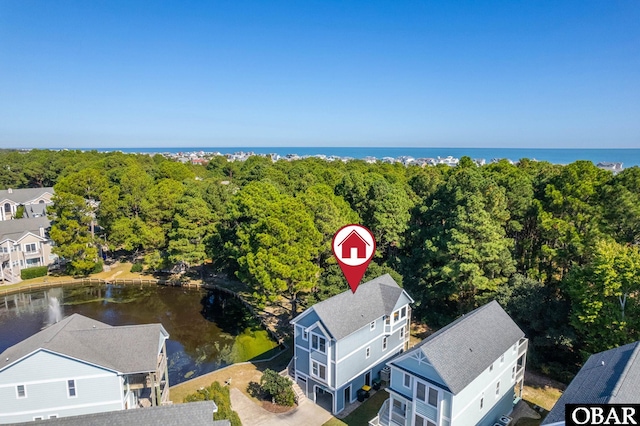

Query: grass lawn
[323,390,388,426]
[522,384,562,411]
[170,347,291,404]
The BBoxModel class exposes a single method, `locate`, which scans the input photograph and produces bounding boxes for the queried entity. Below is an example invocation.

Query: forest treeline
[2,148,640,381]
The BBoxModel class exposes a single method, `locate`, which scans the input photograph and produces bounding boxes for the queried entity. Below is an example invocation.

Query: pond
[0,284,280,385]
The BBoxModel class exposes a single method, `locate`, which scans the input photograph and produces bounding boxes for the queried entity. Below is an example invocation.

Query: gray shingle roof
[23,203,48,218]
[0,217,51,242]
[0,187,54,204]
[0,313,168,374]
[15,401,225,426]
[294,274,411,340]
[542,341,640,425]
[391,300,524,395]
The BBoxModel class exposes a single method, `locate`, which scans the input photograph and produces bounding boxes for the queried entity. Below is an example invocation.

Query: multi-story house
[290,274,414,415]
[370,300,527,426]
[0,313,170,423]
[0,187,54,221]
[0,217,56,284]
[542,341,640,426]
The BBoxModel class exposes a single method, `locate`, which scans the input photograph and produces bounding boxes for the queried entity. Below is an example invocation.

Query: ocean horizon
[69,147,640,167]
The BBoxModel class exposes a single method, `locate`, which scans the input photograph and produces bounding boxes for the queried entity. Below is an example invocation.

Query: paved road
[230,388,334,426]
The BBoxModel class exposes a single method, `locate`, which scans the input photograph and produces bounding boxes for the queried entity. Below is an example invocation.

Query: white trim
[311,360,328,382]
[311,333,327,354]
[403,372,411,389]
[0,372,116,389]
[0,400,123,417]
[340,341,405,386]
[67,379,77,398]
[336,333,388,363]
[0,348,122,375]
[16,384,27,399]
[451,359,519,421]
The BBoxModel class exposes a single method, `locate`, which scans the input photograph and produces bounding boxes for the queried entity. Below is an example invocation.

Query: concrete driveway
[230,388,334,426]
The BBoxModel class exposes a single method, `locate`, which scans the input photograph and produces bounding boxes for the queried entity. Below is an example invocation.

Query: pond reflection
[0,284,279,385]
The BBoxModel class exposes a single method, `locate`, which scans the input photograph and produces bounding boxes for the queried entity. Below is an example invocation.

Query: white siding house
[0,314,170,424]
[290,274,414,415]
[370,301,527,426]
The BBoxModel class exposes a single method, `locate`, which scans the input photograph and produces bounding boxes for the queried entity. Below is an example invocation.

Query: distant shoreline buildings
[164,150,625,173]
[2,148,626,173]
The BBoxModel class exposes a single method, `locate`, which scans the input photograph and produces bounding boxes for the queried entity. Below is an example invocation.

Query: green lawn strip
[323,390,389,426]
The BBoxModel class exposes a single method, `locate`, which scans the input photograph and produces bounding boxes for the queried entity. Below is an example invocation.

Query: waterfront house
[290,274,414,414]
[370,300,527,426]
[0,313,170,424]
[37,400,227,426]
[542,341,640,426]
[0,187,54,221]
[0,217,56,284]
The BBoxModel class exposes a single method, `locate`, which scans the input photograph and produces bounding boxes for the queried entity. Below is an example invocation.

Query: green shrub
[130,262,143,273]
[20,266,48,280]
[183,381,242,426]
[260,369,296,406]
[92,261,104,274]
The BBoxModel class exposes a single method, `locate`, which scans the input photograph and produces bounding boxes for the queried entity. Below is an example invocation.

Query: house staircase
[280,358,305,404]
[1,267,19,284]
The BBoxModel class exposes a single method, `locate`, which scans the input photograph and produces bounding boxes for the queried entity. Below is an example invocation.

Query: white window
[401,306,407,318]
[480,394,484,409]
[400,326,405,339]
[311,361,326,380]
[512,365,516,380]
[500,354,505,364]
[49,415,58,419]
[393,310,400,322]
[311,334,326,353]
[495,381,500,396]
[417,382,438,408]
[366,347,370,358]
[513,343,517,353]
[68,380,77,398]
[24,243,37,253]
[403,373,411,388]
[301,328,308,341]
[385,316,390,326]
[393,399,407,415]
[489,363,493,372]
[33,417,43,421]
[428,387,438,407]
[382,337,388,351]
[370,321,375,330]
[16,385,26,398]
[414,414,436,426]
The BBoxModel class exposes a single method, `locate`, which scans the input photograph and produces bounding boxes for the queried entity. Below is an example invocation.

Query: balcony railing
[518,338,528,357]
[369,398,390,426]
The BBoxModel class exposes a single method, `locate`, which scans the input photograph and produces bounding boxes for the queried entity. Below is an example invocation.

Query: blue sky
[0,1,638,149]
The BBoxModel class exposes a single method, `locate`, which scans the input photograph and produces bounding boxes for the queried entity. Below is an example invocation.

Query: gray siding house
[370,301,527,426]
[542,341,640,426]
[290,274,414,415]
[0,314,170,424]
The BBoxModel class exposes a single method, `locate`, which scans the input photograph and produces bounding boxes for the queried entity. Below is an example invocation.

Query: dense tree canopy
[3,148,640,380]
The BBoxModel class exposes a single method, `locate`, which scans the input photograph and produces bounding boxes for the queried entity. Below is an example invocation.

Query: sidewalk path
[230,388,333,426]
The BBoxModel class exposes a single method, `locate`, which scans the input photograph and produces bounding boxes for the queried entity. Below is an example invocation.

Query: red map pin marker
[332,224,376,293]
